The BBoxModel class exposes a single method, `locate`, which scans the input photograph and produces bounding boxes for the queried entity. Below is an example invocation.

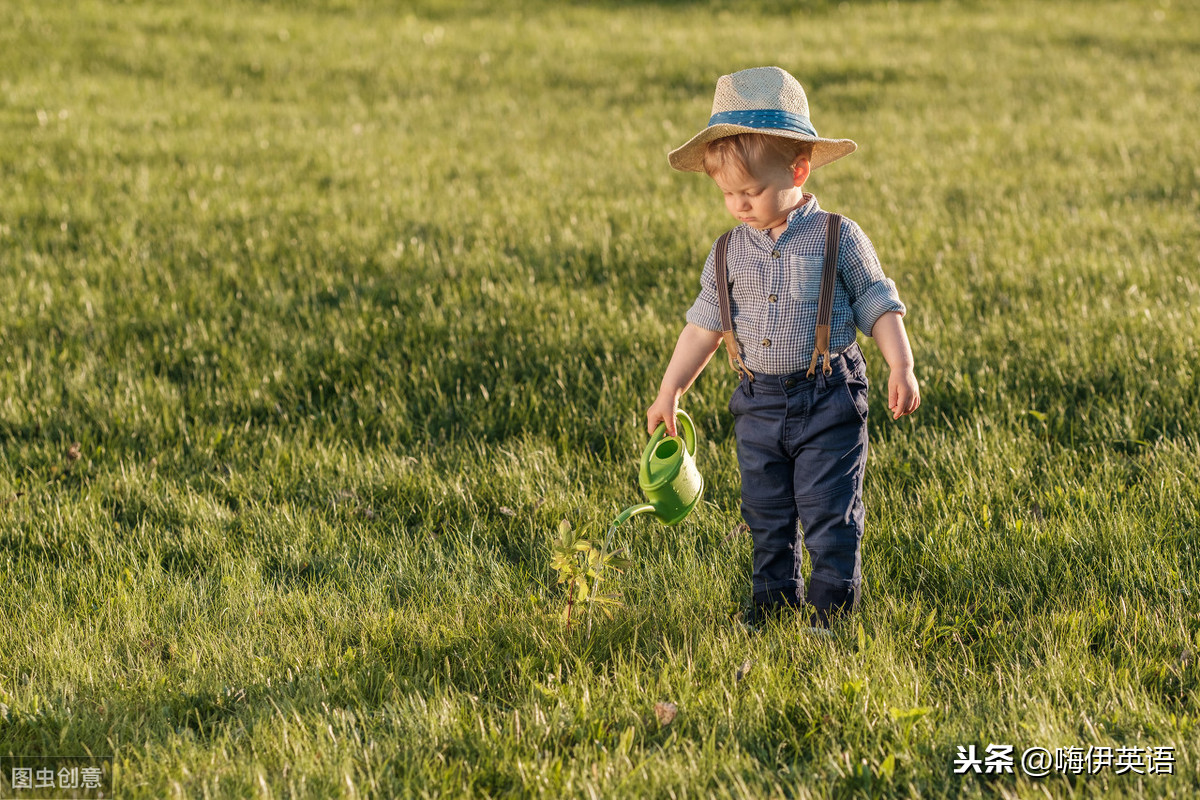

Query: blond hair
[703,133,814,180]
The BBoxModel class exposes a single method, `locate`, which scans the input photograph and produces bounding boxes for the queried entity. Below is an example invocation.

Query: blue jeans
[729,343,869,614]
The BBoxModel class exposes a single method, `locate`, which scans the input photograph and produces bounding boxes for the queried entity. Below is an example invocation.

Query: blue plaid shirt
[686,194,905,375]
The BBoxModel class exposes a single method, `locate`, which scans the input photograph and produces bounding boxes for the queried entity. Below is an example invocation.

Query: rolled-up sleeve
[839,219,906,336]
[684,241,723,332]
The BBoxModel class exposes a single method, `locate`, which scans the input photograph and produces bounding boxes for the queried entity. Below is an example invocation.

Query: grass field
[2,0,1199,797]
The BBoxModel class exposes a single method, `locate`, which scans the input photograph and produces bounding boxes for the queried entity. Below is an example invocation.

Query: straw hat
[668,66,857,173]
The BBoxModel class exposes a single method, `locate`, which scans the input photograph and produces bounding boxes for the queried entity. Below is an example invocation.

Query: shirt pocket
[786,253,823,302]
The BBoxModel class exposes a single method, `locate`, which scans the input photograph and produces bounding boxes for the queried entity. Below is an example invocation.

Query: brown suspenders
[714,213,843,382]
[808,212,843,378]
[713,230,752,381]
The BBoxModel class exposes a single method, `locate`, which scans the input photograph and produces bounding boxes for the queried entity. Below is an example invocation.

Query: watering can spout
[613,503,657,527]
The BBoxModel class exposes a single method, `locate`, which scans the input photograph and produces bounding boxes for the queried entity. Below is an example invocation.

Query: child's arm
[871,311,920,420]
[647,323,724,436]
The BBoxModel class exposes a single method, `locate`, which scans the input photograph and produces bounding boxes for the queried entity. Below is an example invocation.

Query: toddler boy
[646,66,919,629]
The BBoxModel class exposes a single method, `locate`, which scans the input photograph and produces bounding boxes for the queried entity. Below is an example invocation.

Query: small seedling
[549,519,630,630]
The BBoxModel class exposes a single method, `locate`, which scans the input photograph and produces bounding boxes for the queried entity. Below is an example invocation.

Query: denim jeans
[729,342,869,614]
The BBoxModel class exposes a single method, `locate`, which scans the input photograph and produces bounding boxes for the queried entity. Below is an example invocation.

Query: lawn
[1,0,1198,797]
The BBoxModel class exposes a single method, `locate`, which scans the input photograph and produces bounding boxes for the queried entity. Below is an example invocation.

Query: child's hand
[646,394,680,437]
[646,323,724,436]
[870,312,919,420]
[888,367,921,420]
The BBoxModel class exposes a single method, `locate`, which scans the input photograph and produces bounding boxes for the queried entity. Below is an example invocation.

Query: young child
[647,66,920,629]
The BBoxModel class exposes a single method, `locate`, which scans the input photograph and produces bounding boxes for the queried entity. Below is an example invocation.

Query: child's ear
[792,157,811,187]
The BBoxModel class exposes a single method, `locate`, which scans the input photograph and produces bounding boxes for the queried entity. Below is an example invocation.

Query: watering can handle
[646,410,697,456]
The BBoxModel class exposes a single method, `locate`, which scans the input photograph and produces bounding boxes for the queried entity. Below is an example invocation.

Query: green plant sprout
[549,519,631,631]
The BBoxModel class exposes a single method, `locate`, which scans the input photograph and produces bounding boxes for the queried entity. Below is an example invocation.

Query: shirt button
[768,294,778,303]
[771,250,781,259]
[761,338,771,348]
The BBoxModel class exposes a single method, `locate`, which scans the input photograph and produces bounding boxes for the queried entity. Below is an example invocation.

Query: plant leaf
[888,706,931,722]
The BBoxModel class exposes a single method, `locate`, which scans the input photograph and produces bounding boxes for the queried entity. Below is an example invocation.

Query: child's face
[711,160,807,231]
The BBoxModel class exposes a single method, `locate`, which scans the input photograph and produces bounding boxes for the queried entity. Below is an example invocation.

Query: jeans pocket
[728,383,748,416]
[724,383,753,419]
[841,376,869,422]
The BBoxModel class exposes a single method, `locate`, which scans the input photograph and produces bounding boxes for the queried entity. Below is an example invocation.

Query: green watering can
[613,410,704,528]
[589,410,705,635]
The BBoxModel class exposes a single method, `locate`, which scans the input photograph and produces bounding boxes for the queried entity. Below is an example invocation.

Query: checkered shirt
[686,194,905,375]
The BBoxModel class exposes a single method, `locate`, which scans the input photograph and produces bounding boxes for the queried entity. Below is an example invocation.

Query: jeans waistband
[743,342,864,393]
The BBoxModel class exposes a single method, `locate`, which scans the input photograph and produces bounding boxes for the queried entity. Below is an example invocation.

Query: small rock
[654,701,678,726]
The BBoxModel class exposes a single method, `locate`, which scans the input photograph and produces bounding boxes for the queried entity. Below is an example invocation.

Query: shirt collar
[767,194,821,247]
[742,193,822,248]
[788,193,821,222]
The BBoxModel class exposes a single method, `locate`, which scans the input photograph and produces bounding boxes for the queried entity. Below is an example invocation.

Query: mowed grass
[2,0,1199,797]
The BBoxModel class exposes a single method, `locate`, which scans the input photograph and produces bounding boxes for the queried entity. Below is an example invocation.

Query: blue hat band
[707,109,818,138]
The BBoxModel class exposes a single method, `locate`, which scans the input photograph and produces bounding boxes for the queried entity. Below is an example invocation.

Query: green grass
[2,0,1199,796]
